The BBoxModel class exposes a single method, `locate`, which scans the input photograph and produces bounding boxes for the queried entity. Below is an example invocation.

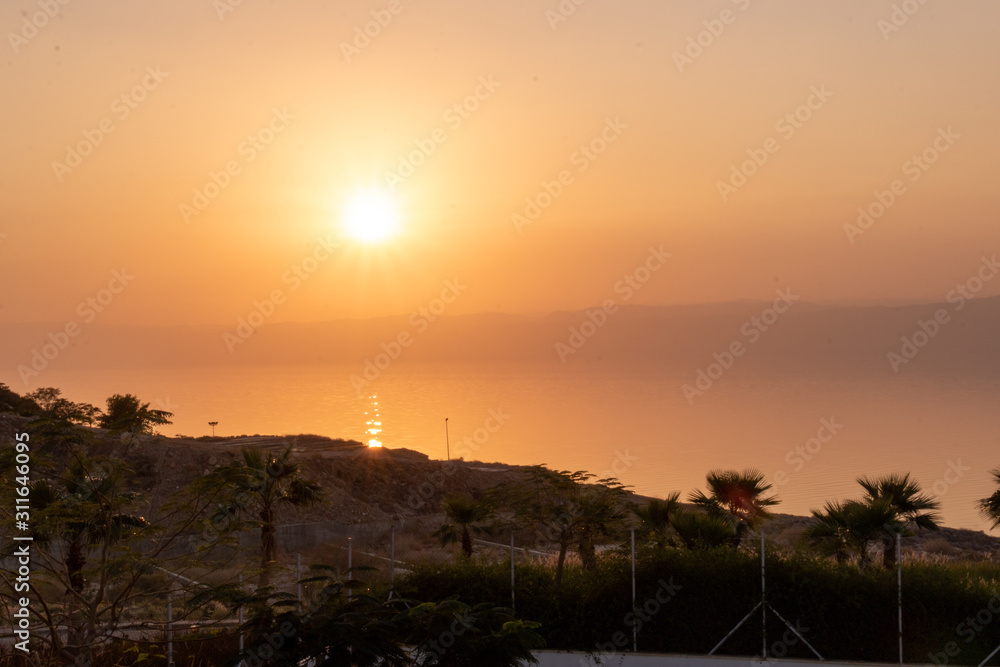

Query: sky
[2,0,999,326]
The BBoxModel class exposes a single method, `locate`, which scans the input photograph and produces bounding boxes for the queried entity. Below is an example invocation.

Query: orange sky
[2,0,999,325]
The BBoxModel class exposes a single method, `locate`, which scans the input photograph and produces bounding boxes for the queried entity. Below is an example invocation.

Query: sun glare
[341,190,399,243]
[366,395,383,448]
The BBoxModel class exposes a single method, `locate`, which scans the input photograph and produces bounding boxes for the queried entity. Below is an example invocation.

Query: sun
[341,189,399,243]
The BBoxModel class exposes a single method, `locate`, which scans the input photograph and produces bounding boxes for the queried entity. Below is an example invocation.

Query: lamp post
[208,421,218,437]
[445,417,450,461]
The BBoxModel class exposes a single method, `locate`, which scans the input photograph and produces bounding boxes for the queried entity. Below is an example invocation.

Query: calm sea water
[32,362,1000,531]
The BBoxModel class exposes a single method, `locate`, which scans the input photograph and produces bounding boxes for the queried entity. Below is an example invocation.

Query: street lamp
[208,421,218,437]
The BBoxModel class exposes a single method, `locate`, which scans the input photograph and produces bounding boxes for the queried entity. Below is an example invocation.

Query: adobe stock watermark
[589,577,682,663]
[16,269,135,384]
[238,621,297,666]
[384,75,501,192]
[929,588,1000,666]
[349,278,467,392]
[223,233,341,353]
[765,620,812,659]
[512,117,628,233]
[51,66,169,183]
[877,0,931,41]
[339,0,416,63]
[844,126,960,244]
[717,85,833,202]
[179,107,293,223]
[595,449,640,481]
[452,408,509,461]
[421,611,476,663]
[887,255,999,373]
[7,0,72,54]
[928,459,970,499]
[544,0,592,31]
[682,288,800,404]
[673,0,752,73]
[405,408,510,510]
[555,245,671,362]
[213,0,250,20]
[773,417,845,487]
[153,397,180,414]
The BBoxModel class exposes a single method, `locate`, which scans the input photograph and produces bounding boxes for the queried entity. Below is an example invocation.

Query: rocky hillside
[4,412,1000,560]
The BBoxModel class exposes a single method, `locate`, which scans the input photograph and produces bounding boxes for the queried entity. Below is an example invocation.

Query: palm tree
[98,393,173,434]
[977,469,1000,530]
[857,473,940,567]
[688,468,779,547]
[433,494,494,558]
[670,509,738,549]
[806,498,897,566]
[209,446,323,587]
[632,492,683,548]
[575,481,629,570]
[97,393,173,456]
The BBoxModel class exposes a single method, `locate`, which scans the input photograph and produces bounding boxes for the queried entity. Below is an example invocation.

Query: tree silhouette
[432,494,494,558]
[688,468,779,547]
[574,481,628,570]
[977,468,1000,530]
[632,492,683,548]
[670,509,738,550]
[98,393,173,434]
[857,473,940,567]
[202,446,323,587]
[499,467,627,585]
[18,454,148,662]
[806,497,897,565]
[25,387,99,425]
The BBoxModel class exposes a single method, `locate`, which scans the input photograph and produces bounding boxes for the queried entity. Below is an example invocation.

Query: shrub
[398,546,1000,664]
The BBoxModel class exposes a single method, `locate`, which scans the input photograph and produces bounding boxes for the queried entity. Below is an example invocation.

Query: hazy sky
[2,0,999,325]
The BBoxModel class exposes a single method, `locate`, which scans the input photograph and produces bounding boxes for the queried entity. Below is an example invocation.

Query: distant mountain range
[3,296,1000,378]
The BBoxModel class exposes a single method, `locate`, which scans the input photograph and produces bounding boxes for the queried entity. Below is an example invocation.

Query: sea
[25,361,1000,532]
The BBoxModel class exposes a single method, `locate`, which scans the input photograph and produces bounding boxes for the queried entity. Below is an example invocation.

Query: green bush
[397,547,1000,664]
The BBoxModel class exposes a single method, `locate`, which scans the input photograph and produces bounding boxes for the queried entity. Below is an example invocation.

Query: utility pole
[445,417,450,461]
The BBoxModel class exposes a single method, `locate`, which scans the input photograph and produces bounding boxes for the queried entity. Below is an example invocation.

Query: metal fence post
[761,530,767,659]
[238,574,244,665]
[898,532,903,665]
[632,528,637,653]
[166,593,174,667]
[510,530,516,611]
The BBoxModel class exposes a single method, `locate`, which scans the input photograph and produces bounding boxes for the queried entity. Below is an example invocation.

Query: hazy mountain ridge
[2,296,999,377]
